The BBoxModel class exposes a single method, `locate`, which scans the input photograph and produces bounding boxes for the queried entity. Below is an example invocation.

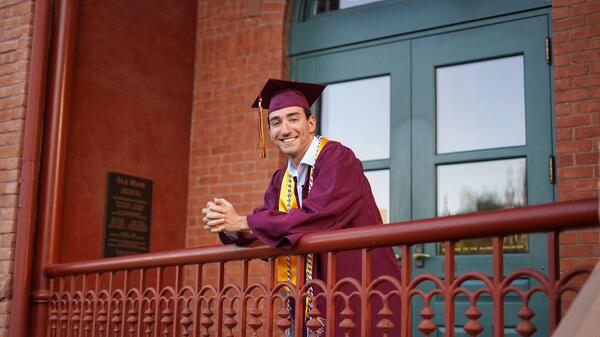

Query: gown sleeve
[217,169,281,245]
[247,143,366,249]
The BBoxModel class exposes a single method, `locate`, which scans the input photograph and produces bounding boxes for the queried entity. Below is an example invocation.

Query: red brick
[560,231,578,244]
[555,78,572,91]
[556,128,574,141]
[591,62,600,73]
[572,74,600,87]
[555,102,573,116]
[0,222,15,234]
[573,100,600,113]
[556,154,574,166]
[591,85,600,98]
[575,151,599,164]
[570,25,600,40]
[554,16,588,32]
[560,190,597,200]
[555,63,589,78]
[574,126,600,138]
[0,170,18,182]
[570,2,600,17]
[578,257,600,266]
[553,31,571,46]
[0,120,23,133]
[559,244,598,257]
[557,139,594,152]
[0,183,17,195]
[554,7,571,20]
[553,0,587,6]
[556,88,588,102]
[557,166,594,178]
[575,178,598,191]
[572,50,600,64]
[580,230,600,243]
[589,12,600,26]
[0,234,14,248]
[556,114,591,127]
[560,257,578,271]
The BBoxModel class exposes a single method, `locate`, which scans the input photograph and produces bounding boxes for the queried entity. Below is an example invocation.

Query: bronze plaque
[437,235,529,255]
[103,172,153,257]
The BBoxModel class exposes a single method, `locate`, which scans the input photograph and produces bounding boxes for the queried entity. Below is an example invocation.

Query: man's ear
[308,114,316,133]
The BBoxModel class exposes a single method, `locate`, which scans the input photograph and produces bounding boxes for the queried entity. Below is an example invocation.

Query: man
[202,79,401,337]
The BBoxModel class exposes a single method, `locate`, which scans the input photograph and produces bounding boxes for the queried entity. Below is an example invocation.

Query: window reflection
[364,170,390,223]
[436,55,526,153]
[321,76,390,161]
[437,159,528,254]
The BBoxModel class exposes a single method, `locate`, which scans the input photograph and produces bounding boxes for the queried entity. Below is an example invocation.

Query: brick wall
[186,0,289,270]
[553,0,600,272]
[0,0,33,335]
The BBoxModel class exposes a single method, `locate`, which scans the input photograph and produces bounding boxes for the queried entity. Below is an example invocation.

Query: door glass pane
[364,170,390,223]
[437,158,528,254]
[321,76,390,161]
[436,55,526,153]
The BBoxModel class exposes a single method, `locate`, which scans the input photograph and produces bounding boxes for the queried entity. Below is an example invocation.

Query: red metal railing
[43,199,599,337]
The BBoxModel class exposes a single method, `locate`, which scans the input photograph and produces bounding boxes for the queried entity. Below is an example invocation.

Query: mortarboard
[252,78,327,158]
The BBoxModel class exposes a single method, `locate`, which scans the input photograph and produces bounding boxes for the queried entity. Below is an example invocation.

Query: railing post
[361,248,372,337]
[295,254,306,336]
[326,252,336,337]
[400,245,411,337]
[547,232,560,332]
[241,260,249,337]
[492,236,505,337]
[444,241,455,337]
[216,262,224,337]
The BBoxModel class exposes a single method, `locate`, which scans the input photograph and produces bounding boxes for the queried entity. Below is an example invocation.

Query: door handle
[413,243,429,268]
[412,252,431,259]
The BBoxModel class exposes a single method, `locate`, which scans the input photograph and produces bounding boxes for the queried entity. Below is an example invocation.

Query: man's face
[268,106,316,164]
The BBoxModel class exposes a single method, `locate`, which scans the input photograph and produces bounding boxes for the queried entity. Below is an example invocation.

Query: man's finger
[210,225,225,233]
[207,204,225,213]
[214,198,231,207]
[204,211,224,220]
[207,219,225,227]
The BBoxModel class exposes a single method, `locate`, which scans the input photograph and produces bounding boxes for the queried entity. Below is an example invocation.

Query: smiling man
[202,78,401,337]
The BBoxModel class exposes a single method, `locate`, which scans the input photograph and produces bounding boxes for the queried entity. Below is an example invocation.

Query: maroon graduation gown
[220,141,402,336]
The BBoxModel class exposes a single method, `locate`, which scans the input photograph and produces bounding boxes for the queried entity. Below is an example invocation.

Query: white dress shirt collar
[286,135,320,207]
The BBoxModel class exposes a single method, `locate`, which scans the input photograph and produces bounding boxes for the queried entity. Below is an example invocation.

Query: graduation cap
[252,78,327,158]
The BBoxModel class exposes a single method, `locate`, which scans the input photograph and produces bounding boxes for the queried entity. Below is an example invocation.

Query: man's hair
[303,108,312,119]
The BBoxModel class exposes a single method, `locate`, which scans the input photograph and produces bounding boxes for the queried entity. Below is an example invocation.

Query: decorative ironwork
[42,199,598,337]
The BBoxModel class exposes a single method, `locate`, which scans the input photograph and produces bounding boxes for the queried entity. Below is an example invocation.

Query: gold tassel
[258,98,266,158]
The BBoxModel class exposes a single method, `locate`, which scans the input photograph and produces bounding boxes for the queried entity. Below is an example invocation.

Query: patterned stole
[276,137,329,284]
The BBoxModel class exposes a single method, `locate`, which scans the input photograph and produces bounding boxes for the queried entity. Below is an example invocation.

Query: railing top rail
[45,198,599,276]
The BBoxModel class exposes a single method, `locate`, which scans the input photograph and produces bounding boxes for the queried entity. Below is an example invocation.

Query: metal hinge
[549,155,556,185]
[546,36,552,65]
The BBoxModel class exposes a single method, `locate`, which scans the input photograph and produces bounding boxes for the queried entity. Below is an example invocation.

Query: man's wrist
[237,215,250,232]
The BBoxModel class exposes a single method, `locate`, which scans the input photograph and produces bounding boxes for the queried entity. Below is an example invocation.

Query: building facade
[0,0,598,336]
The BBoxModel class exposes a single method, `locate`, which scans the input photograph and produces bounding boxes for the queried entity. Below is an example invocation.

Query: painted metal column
[29,0,80,336]
[8,0,52,336]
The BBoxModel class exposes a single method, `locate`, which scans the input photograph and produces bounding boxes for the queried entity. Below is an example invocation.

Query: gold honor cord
[276,137,329,337]
[258,98,267,158]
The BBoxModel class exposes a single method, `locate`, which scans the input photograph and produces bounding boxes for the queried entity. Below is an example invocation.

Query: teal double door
[295,15,554,336]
